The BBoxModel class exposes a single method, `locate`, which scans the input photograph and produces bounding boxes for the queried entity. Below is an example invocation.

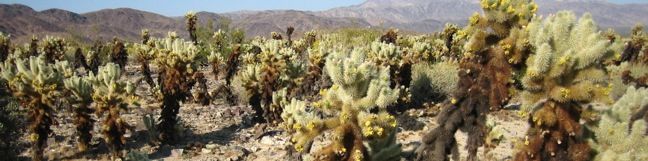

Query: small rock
[171,149,184,157]
[260,136,275,145]
[206,143,217,149]
[201,148,212,154]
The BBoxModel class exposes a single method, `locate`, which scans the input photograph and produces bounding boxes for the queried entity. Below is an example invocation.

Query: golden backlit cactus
[87,63,137,159]
[515,11,613,161]
[1,55,67,161]
[282,47,401,161]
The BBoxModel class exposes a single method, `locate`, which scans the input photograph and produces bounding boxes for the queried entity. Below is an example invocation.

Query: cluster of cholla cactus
[514,11,614,161]
[416,0,536,160]
[150,33,199,143]
[42,36,67,63]
[1,55,67,161]
[589,86,648,161]
[87,63,137,158]
[237,39,304,124]
[281,47,401,160]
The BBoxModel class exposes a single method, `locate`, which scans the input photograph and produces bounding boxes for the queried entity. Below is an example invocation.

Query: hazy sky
[2,0,646,16]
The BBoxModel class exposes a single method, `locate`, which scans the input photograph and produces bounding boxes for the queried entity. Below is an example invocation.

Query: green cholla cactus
[0,32,10,62]
[64,75,95,152]
[590,86,648,161]
[1,55,67,161]
[409,61,459,104]
[42,36,67,63]
[87,63,137,159]
[282,47,401,161]
[142,114,158,144]
[515,11,613,161]
[151,35,199,143]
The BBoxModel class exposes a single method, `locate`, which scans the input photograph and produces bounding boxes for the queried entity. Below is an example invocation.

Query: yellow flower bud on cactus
[338,147,347,155]
[364,120,372,127]
[451,98,458,104]
[560,88,570,98]
[307,122,316,130]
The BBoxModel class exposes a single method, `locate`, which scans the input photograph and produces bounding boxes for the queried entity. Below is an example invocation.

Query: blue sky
[1,0,646,16]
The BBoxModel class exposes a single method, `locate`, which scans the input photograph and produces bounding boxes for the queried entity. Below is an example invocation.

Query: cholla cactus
[380,29,398,44]
[417,1,537,161]
[367,41,411,89]
[151,35,199,143]
[42,36,67,63]
[73,48,91,70]
[271,32,283,40]
[131,43,156,88]
[28,36,39,57]
[111,38,128,70]
[590,87,648,161]
[608,62,648,100]
[283,47,401,160]
[88,40,104,74]
[619,25,646,63]
[297,36,330,100]
[208,50,224,80]
[141,29,150,44]
[238,40,304,123]
[185,11,198,45]
[514,11,613,161]
[409,62,459,104]
[192,72,211,105]
[0,32,10,62]
[63,76,95,152]
[87,63,137,159]
[1,55,66,161]
[286,26,295,46]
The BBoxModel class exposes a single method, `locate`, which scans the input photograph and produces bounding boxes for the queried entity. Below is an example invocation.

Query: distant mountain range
[1,0,647,43]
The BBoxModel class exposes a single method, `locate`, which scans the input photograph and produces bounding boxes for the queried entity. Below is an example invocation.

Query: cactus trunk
[102,107,128,159]
[28,102,54,161]
[73,103,94,152]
